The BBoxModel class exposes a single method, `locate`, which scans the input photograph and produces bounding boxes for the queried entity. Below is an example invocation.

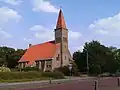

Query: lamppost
[69,63,72,78]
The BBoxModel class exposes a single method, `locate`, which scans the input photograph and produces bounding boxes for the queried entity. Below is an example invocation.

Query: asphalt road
[17,80,94,90]
[32,80,94,90]
[0,77,120,90]
[20,77,120,90]
[0,77,95,90]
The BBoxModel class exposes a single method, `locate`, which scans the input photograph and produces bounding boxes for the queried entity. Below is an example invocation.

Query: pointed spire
[56,9,67,29]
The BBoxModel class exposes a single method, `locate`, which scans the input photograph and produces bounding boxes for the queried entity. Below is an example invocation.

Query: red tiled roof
[18,41,60,65]
[56,9,67,29]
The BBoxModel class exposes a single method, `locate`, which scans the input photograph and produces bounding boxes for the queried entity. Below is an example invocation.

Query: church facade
[18,9,73,71]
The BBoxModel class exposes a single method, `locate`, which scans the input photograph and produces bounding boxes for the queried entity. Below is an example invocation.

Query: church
[18,9,73,71]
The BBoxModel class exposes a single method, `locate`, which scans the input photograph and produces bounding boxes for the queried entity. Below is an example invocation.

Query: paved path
[0,77,96,90]
[0,77,120,90]
[0,77,95,86]
[19,77,120,90]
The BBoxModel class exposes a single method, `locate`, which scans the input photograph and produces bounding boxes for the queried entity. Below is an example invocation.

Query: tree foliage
[0,46,26,68]
[1,40,120,75]
[73,40,120,74]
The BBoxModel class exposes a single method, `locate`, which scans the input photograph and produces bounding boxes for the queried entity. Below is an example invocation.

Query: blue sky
[0,0,120,53]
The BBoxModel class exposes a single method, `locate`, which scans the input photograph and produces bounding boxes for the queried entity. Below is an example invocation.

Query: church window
[47,65,51,68]
[46,60,52,68]
[63,37,67,42]
[65,56,67,60]
[56,54,60,61]
[65,45,66,48]
[56,37,61,43]
[69,59,71,61]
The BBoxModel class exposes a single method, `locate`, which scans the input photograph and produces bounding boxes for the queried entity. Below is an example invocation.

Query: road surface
[0,77,120,90]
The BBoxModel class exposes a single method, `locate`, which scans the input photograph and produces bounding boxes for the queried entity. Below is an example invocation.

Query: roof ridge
[30,40,55,47]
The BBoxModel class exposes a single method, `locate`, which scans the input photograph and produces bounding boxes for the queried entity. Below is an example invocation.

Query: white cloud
[89,12,120,36]
[69,31,82,40]
[0,28,12,40]
[30,25,48,32]
[0,0,22,5]
[27,25,83,52]
[0,7,22,25]
[0,7,22,46]
[30,25,82,42]
[30,25,54,42]
[31,0,59,13]
[72,45,84,52]
[23,38,32,42]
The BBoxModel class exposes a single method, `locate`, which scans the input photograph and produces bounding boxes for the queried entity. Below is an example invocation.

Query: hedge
[11,67,40,72]
[0,71,65,81]
[54,63,78,76]
[54,66,70,76]
[42,71,65,79]
[21,67,40,72]
[0,72,42,80]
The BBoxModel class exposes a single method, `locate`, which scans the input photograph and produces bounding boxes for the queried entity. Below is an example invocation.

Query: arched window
[56,54,60,61]
[65,56,66,60]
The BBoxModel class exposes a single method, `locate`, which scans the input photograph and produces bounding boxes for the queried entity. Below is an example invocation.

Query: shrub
[21,67,40,72]
[55,66,69,76]
[42,71,65,79]
[0,72,42,80]
[11,68,21,72]
[71,62,79,76]
[99,72,110,77]
[115,72,120,77]
[55,63,78,76]
[0,71,64,81]
[0,66,11,72]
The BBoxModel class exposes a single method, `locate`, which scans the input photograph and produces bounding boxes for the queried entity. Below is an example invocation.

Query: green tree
[73,40,119,74]
[83,40,108,74]
[0,46,26,68]
[73,51,86,72]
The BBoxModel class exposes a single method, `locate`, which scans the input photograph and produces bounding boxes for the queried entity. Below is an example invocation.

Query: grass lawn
[0,77,51,83]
